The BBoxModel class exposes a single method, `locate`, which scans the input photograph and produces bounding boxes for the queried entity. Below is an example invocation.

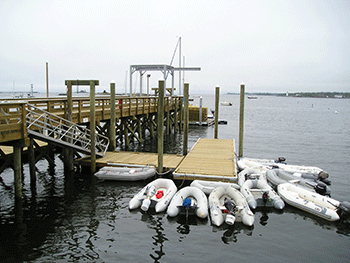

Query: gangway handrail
[26,103,109,157]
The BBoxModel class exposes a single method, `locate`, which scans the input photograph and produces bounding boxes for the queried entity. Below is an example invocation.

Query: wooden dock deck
[77,138,237,182]
[77,151,184,170]
[173,138,237,182]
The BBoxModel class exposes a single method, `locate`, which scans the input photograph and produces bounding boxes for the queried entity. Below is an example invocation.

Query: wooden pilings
[90,80,98,174]
[13,143,22,199]
[28,137,36,193]
[109,81,116,151]
[157,79,165,173]
[65,81,74,172]
[239,83,245,158]
[215,85,220,139]
[183,83,189,155]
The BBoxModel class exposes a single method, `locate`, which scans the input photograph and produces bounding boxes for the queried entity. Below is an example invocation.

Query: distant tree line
[280,92,350,98]
[228,92,350,98]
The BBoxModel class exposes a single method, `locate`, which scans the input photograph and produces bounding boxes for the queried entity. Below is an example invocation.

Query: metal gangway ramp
[26,104,109,157]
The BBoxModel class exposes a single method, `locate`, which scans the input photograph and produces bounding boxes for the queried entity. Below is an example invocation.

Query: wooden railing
[0,96,183,143]
[0,102,27,143]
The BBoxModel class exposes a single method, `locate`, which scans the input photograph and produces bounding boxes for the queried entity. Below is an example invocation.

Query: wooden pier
[0,80,243,201]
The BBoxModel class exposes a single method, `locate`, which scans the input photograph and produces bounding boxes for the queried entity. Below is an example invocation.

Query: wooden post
[66,81,74,172]
[46,62,49,98]
[109,81,116,151]
[13,144,22,199]
[166,97,170,135]
[90,81,96,174]
[183,83,189,155]
[174,97,178,132]
[157,79,165,173]
[215,85,220,139]
[28,137,36,193]
[239,83,245,158]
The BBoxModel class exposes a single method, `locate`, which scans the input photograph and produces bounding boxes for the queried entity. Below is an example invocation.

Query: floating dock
[173,138,237,182]
[78,138,237,182]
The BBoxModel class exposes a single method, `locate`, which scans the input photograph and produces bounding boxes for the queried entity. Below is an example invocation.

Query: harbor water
[0,94,349,262]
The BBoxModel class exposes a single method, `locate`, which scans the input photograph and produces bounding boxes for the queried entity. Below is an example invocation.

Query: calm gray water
[0,94,349,262]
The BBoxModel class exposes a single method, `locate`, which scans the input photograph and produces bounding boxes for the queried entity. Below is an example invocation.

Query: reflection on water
[216,224,254,244]
[140,213,167,262]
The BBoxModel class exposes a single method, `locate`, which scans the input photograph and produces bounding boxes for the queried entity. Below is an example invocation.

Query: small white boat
[220,101,233,106]
[277,183,340,221]
[266,169,331,196]
[238,169,284,210]
[237,157,329,178]
[129,178,177,213]
[190,180,240,195]
[209,185,254,227]
[167,186,208,219]
[94,166,156,181]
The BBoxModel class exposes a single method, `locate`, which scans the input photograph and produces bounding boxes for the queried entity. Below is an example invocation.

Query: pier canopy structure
[130,64,201,96]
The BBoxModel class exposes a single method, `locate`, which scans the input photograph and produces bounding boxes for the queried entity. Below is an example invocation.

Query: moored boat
[237,157,329,181]
[209,185,254,227]
[190,180,240,195]
[238,169,284,210]
[129,178,177,213]
[277,183,344,221]
[167,186,208,219]
[94,165,156,181]
[266,169,331,196]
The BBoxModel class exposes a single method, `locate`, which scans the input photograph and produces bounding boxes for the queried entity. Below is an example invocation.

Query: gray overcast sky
[1,0,349,94]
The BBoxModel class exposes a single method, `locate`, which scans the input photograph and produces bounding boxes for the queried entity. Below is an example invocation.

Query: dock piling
[13,143,22,199]
[215,85,220,138]
[183,83,189,155]
[239,83,245,158]
[90,80,97,174]
[66,81,74,172]
[109,81,116,151]
[157,79,165,173]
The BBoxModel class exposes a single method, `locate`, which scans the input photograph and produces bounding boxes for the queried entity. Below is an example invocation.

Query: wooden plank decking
[77,138,237,182]
[173,138,237,182]
[77,151,184,170]
[0,139,47,157]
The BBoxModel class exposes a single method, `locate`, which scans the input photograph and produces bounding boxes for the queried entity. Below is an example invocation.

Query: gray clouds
[1,0,349,94]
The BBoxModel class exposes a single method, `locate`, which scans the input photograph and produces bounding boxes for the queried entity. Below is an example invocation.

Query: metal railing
[26,103,109,157]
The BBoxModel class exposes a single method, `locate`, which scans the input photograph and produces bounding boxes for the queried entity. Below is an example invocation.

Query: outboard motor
[337,201,350,219]
[314,182,330,196]
[262,191,269,204]
[182,198,192,208]
[275,157,286,164]
[318,171,331,185]
[141,185,157,211]
[182,198,193,219]
[224,199,236,225]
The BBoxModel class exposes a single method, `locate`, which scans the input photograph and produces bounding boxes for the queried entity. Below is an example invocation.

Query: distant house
[334,95,343,98]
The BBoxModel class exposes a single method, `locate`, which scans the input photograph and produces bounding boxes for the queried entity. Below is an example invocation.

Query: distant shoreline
[227,92,350,98]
